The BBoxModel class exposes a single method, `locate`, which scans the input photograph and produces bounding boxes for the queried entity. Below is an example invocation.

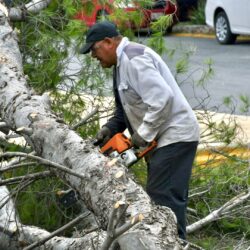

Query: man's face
[90,38,117,68]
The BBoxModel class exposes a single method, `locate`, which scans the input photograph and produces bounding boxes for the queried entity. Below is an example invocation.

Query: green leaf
[175,58,188,74]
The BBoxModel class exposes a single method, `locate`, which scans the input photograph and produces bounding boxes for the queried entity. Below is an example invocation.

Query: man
[80,21,199,239]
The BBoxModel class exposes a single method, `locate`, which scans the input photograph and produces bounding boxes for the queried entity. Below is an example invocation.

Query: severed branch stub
[101,201,144,250]
[16,126,33,136]
[0,121,10,134]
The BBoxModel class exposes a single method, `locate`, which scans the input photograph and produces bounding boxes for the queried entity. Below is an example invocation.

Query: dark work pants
[146,141,198,239]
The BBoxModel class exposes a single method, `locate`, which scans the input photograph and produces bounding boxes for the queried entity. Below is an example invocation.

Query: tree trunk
[0,2,180,249]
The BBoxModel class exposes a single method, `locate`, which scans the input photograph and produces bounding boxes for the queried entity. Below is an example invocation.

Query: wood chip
[0,3,8,17]
[106,158,118,167]
[115,170,124,179]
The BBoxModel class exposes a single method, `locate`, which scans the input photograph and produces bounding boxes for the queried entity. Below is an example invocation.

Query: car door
[226,0,249,33]
[246,0,250,32]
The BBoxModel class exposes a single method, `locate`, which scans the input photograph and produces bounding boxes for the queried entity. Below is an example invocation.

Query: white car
[205,0,250,44]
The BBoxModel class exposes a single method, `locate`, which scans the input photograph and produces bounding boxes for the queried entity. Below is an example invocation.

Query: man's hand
[94,126,112,146]
[131,132,148,148]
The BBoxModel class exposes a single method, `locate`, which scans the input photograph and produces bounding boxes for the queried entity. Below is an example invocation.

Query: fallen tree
[0,1,182,249]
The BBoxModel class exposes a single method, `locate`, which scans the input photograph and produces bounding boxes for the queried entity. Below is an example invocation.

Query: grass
[189,0,206,25]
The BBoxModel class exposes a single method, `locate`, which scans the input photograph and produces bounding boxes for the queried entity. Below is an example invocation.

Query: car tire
[215,11,237,44]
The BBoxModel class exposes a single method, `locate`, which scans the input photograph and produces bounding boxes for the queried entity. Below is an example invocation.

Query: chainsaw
[98,133,157,167]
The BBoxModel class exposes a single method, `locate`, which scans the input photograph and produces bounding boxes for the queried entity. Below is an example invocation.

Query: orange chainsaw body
[100,133,157,160]
[100,133,132,155]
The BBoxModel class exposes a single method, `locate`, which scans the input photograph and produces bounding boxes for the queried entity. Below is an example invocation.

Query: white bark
[0,4,181,250]
[0,185,20,250]
[8,0,52,21]
[187,190,250,234]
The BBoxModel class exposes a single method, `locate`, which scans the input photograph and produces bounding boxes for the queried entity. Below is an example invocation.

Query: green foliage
[108,6,141,36]
[64,19,87,37]
[147,15,174,55]
[150,15,173,33]
[223,96,233,107]
[198,109,240,146]
[213,120,237,144]
[189,155,250,247]
[220,218,250,235]
[15,0,85,93]
[136,0,155,8]
[147,33,166,55]
[130,160,147,188]
[1,141,30,154]
[62,0,80,17]
[174,47,196,76]
[16,178,70,232]
[239,95,250,113]
[175,57,189,74]
[50,91,86,123]
[2,160,74,233]
[190,0,206,25]
[197,58,214,86]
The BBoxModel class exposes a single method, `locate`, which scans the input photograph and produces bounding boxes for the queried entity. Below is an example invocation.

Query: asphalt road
[161,34,250,115]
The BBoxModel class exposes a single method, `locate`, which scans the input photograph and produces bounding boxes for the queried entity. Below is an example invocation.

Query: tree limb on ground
[8,0,52,21]
[187,190,250,234]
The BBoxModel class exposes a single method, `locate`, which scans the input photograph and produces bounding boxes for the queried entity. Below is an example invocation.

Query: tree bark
[8,0,52,21]
[0,2,180,249]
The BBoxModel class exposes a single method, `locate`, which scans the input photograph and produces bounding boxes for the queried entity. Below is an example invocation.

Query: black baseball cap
[80,21,120,54]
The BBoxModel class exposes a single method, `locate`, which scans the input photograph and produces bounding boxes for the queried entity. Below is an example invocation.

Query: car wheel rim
[216,16,228,41]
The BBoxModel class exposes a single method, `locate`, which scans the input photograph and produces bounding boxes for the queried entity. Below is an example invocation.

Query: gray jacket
[106,37,199,148]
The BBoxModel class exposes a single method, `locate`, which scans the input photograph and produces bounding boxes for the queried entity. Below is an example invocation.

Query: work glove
[131,132,148,148]
[94,126,112,146]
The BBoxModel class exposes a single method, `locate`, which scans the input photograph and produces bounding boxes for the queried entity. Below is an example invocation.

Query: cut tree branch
[0,178,35,210]
[71,105,99,130]
[9,0,52,21]
[0,170,53,186]
[0,161,37,173]
[101,201,135,250]
[23,211,91,250]
[0,152,87,179]
[0,152,35,171]
[187,190,250,234]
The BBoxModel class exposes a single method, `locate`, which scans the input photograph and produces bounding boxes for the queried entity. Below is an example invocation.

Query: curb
[171,24,250,41]
[172,24,214,34]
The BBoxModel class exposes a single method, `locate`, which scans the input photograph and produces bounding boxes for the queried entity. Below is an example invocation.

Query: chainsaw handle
[136,140,157,158]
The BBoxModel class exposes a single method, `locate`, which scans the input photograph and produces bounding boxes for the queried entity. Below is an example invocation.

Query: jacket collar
[116,37,129,67]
